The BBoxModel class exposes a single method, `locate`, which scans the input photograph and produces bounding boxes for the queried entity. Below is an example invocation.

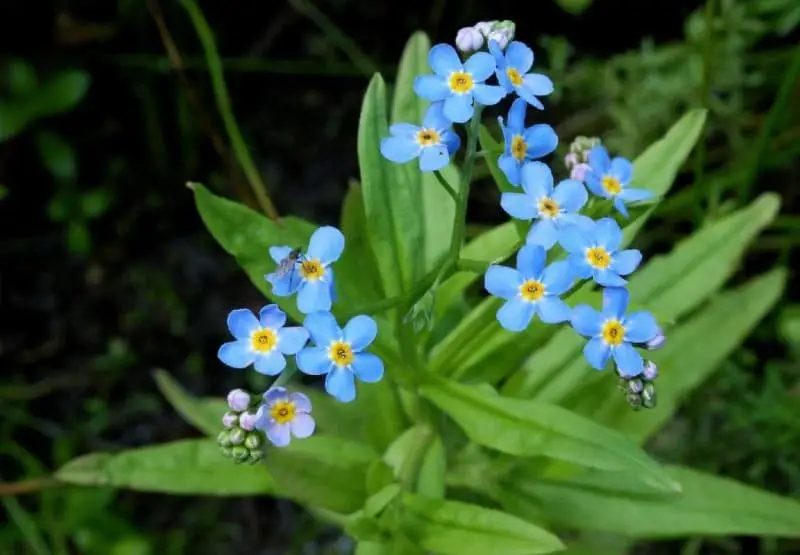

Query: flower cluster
[218,389,264,464]
[216,226,385,457]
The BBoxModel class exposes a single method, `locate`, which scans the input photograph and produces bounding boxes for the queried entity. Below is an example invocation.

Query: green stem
[270,365,299,390]
[433,170,458,203]
[178,0,280,221]
[698,0,715,223]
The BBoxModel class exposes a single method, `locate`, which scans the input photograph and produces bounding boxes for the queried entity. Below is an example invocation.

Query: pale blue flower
[585,145,654,218]
[255,387,315,447]
[497,99,558,186]
[380,101,460,172]
[558,217,642,287]
[488,40,553,109]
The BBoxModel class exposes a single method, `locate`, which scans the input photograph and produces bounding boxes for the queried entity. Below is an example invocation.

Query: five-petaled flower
[255,387,315,447]
[484,244,574,332]
[414,43,505,124]
[570,287,659,376]
[585,145,654,218]
[501,162,593,250]
[266,226,344,314]
[497,99,558,186]
[217,305,309,375]
[488,40,553,110]
[380,101,461,172]
[559,217,642,287]
[297,312,384,403]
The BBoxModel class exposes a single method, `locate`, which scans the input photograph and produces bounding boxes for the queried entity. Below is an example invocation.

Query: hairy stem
[433,170,458,203]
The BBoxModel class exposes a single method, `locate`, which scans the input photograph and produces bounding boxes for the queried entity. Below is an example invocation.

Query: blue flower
[265,226,344,314]
[255,387,315,447]
[296,312,384,403]
[217,305,309,375]
[413,43,505,123]
[488,40,553,109]
[484,244,574,332]
[501,162,594,250]
[585,145,654,218]
[497,99,558,186]
[571,287,659,376]
[380,101,461,172]
[558,217,642,287]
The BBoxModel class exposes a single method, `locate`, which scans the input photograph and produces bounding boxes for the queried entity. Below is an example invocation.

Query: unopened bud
[228,427,246,446]
[456,27,483,54]
[231,445,250,463]
[244,432,262,450]
[487,30,511,50]
[643,360,659,381]
[474,21,497,37]
[646,330,666,350]
[217,430,232,448]
[626,392,643,410]
[248,449,264,464]
[570,163,591,182]
[493,20,516,39]
[220,446,233,458]
[564,152,579,169]
[222,411,238,428]
[239,411,257,431]
[568,136,602,162]
[226,388,251,412]
[642,383,657,409]
[628,379,644,394]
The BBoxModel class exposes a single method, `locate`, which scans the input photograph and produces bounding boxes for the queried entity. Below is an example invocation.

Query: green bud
[404,287,436,331]
[642,383,657,409]
[568,136,602,162]
[220,446,233,459]
[616,378,628,393]
[628,378,644,394]
[231,445,250,463]
[247,449,264,464]
[626,392,643,409]
[229,427,246,446]
[217,430,232,448]
[244,432,262,450]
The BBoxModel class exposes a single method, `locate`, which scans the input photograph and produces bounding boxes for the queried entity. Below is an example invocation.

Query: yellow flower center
[328,340,354,367]
[506,67,523,86]
[511,135,527,162]
[416,128,441,147]
[270,400,296,424]
[602,319,625,346]
[251,329,277,353]
[448,71,474,94]
[538,197,560,218]
[519,279,546,302]
[586,247,611,269]
[300,258,325,280]
[602,175,622,195]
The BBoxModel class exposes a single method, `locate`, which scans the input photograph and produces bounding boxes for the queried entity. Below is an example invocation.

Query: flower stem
[270,364,299,390]
[433,170,458,203]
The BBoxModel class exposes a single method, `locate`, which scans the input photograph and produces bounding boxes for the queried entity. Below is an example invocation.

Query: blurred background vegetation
[1,0,799,553]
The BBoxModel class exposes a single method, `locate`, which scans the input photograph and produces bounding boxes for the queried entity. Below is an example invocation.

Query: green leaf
[478,126,527,239]
[383,425,445,497]
[68,220,91,253]
[0,185,7,200]
[499,464,800,539]
[360,378,409,452]
[8,59,38,96]
[338,182,383,308]
[153,369,221,436]
[33,70,91,118]
[36,131,76,180]
[554,0,594,15]
[399,493,564,555]
[420,379,678,492]
[81,188,113,219]
[55,440,274,495]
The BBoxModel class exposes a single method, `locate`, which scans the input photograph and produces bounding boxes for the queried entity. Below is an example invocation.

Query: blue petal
[464,51,496,82]
[551,179,588,213]
[269,246,293,264]
[541,260,574,295]
[505,41,534,73]
[443,94,474,124]
[614,197,630,218]
[325,368,356,402]
[602,287,629,319]
[413,75,450,101]
[351,352,384,383]
[218,341,255,369]
[516,86,544,110]
[558,213,596,232]
[254,351,287,376]
[610,157,633,184]
[484,265,523,299]
[327,268,338,303]
[624,311,660,343]
[277,326,309,355]
[488,39,505,66]
[526,219,559,250]
[297,346,333,375]
[259,304,287,329]
[288,391,312,413]
[264,386,289,405]
[536,296,571,324]
[267,422,291,447]
[343,315,378,351]
[558,225,589,254]
[419,145,450,172]
[227,309,260,340]
[389,122,419,137]
[612,343,644,377]
[498,154,522,186]
[584,337,611,370]
[297,279,332,314]
[619,188,654,202]
[422,101,449,129]
[588,146,611,173]
[307,226,345,265]
[568,255,592,280]
[521,73,553,96]
[441,130,461,156]
[381,136,419,164]
[584,172,608,198]
[594,269,627,287]
[429,43,462,76]
[520,161,553,198]
[290,413,315,438]
[496,69,514,93]
[473,84,506,107]
[516,243,546,279]
[501,192,536,220]
[497,297,536,332]
[303,311,342,345]
[611,249,642,276]
[266,272,295,297]
[507,98,527,132]
[523,124,558,159]
[594,217,622,251]
[571,305,603,337]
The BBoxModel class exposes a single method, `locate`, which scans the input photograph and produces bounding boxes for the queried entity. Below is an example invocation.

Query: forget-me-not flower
[558,217,642,287]
[501,162,594,250]
[497,99,558,186]
[217,305,309,375]
[585,145,654,218]
[266,226,344,314]
[413,43,505,123]
[380,101,460,172]
[255,387,315,447]
[571,287,659,376]
[484,244,574,332]
[297,312,384,403]
[488,40,553,110]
